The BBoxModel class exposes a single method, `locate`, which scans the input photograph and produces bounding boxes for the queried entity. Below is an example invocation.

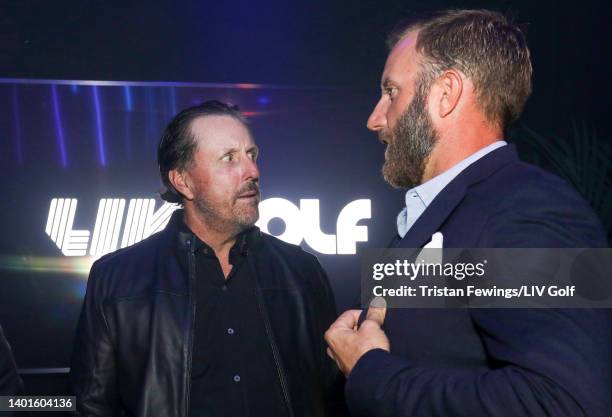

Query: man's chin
[382,164,418,189]
[234,207,259,228]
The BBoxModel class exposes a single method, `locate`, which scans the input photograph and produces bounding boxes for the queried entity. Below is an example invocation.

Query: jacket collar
[394,144,520,248]
[166,208,262,254]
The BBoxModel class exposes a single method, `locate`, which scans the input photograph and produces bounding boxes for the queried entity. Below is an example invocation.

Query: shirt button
[227,328,234,335]
[185,240,191,247]
[233,375,241,382]
[222,285,228,291]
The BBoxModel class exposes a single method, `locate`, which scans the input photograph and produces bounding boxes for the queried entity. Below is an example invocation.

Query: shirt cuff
[345,348,406,417]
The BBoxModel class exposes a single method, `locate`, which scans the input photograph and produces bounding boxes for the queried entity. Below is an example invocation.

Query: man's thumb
[365,296,387,326]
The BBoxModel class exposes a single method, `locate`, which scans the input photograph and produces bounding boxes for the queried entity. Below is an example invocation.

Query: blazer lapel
[394,182,467,248]
[393,144,520,249]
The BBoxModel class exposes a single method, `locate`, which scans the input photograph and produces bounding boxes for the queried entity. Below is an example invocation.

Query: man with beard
[70,101,346,417]
[325,9,610,417]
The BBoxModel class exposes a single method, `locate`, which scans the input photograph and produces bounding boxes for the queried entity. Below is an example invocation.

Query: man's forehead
[190,115,253,147]
[191,115,245,134]
[392,31,419,55]
[382,30,420,84]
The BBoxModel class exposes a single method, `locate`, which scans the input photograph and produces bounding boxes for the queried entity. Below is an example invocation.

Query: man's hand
[325,297,390,376]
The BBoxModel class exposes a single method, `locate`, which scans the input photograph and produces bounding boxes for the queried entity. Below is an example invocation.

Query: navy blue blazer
[346,145,611,417]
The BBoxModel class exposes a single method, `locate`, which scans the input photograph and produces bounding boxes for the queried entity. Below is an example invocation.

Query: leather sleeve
[311,258,350,417]
[69,263,121,417]
[0,323,23,400]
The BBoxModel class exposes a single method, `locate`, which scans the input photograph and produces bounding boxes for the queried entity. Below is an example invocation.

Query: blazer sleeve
[345,191,611,417]
[69,263,121,417]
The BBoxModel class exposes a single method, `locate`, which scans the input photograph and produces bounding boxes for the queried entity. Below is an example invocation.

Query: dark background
[1,0,610,403]
[2,0,611,137]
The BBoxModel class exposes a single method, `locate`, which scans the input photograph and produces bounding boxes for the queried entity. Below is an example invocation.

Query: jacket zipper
[185,236,197,417]
[249,256,296,417]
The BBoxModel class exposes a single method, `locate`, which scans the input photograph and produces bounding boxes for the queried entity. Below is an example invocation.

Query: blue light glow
[0,78,286,89]
[146,88,154,151]
[11,86,23,166]
[92,86,107,167]
[123,86,133,111]
[124,109,132,160]
[51,85,68,168]
[169,87,177,116]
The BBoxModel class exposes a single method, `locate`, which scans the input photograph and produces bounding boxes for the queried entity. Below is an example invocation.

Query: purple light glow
[51,85,68,168]
[0,78,330,91]
[11,86,23,166]
[92,86,107,167]
[123,86,133,111]
[169,87,177,116]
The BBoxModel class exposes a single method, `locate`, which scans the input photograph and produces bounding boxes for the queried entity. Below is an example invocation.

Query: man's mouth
[236,181,260,201]
[236,190,260,200]
[378,133,390,145]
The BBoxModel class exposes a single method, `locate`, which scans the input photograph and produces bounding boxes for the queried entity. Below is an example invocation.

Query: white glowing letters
[46,198,172,258]
[45,198,371,257]
[256,198,371,255]
[45,198,90,256]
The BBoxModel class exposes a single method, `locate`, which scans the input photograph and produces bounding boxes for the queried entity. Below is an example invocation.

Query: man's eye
[249,152,258,161]
[385,88,396,99]
[221,154,234,162]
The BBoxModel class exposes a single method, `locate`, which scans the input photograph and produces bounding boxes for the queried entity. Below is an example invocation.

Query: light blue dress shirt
[396,141,507,238]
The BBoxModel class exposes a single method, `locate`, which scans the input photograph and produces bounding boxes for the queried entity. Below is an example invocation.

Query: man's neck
[423,125,503,182]
[183,208,239,262]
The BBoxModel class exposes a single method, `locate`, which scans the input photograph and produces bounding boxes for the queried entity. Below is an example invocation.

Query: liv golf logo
[45,198,371,258]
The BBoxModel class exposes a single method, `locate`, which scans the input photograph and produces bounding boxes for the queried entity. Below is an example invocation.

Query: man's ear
[436,69,463,118]
[168,169,194,201]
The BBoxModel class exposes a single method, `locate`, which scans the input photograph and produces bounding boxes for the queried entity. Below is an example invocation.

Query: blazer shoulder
[490,160,597,214]
[472,160,606,246]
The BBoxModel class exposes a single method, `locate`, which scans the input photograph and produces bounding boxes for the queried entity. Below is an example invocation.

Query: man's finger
[326,347,336,361]
[365,296,387,326]
[329,309,362,330]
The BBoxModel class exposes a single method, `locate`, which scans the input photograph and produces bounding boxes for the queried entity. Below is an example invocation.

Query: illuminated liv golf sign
[45,198,371,257]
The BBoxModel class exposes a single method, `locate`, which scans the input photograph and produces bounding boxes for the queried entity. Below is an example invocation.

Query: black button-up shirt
[183,223,288,417]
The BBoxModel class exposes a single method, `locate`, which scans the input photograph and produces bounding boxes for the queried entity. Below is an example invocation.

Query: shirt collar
[178,216,253,256]
[397,140,507,237]
[411,140,507,206]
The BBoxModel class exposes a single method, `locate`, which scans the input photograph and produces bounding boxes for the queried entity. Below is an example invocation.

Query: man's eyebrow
[220,147,239,154]
[381,78,398,90]
[247,145,259,153]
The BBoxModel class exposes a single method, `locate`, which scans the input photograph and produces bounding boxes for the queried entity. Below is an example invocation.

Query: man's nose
[367,98,387,132]
[243,157,260,181]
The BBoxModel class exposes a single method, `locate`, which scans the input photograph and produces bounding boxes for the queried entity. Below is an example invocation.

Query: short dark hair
[387,9,532,130]
[157,100,249,204]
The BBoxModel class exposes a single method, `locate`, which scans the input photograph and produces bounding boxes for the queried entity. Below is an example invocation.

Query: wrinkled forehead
[190,115,254,150]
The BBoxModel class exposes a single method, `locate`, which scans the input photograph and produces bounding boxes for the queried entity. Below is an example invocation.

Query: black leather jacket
[0,323,23,397]
[70,210,346,417]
